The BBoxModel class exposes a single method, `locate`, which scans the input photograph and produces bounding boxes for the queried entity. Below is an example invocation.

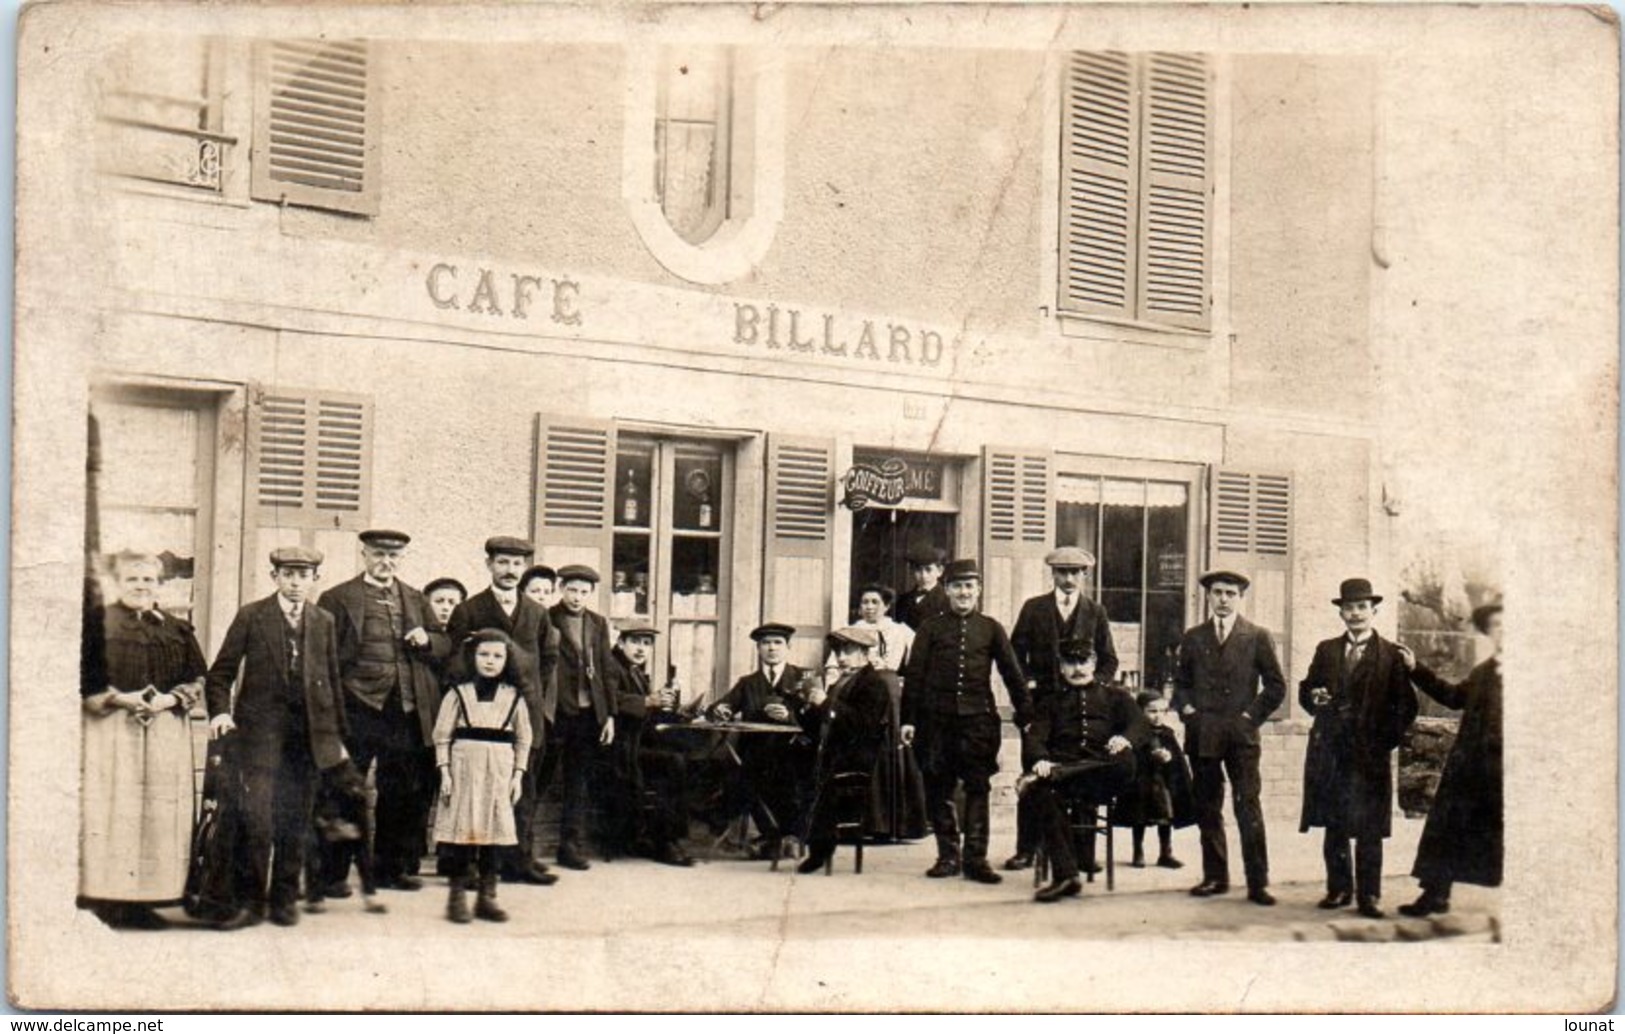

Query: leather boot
[474,874,509,923]
[446,877,472,924]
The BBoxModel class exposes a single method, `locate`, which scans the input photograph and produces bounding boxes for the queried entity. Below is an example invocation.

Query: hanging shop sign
[841,455,945,510]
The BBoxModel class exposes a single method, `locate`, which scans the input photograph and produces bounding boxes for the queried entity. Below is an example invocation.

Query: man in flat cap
[203,547,348,929]
[1005,545,1119,871]
[901,560,1030,884]
[1173,570,1287,905]
[315,530,444,894]
[447,536,561,884]
[1024,636,1146,903]
[1298,578,1418,918]
[608,620,693,867]
[894,544,951,632]
[544,564,620,870]
[711,621,815,856]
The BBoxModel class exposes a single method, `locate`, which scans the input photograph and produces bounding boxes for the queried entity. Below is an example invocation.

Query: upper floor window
[1059,52,1212,332]
[655,49,733,245]
[250,39,380,217]
[96,36,233,196]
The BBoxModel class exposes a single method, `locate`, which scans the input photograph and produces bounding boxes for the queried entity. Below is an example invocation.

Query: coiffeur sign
[841,456,944,510]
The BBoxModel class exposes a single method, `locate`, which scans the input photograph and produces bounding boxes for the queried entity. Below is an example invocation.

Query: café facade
[71,25,1394,812]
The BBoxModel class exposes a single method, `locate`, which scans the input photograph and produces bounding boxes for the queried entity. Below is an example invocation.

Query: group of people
[78,531,1503,931]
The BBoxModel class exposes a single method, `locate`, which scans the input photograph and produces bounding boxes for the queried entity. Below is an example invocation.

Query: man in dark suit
[608,620,694,867]
[204,547,348,929]
[315,529,443,893]
[1173,570,1288,905]
[446,536,560,884]
[545,564,620,870]
[894,544,951,632]
[1004,546,1119,871]
[710,622,812,855]
[1299,578,1418,918]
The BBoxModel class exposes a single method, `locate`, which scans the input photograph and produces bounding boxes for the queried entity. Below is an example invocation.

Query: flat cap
[359,529,411,549]
[484,535,535,557]
[826,626,880,651]
[1198,569,1250,591]
[556,564,601,585]
[1045,546,1097,569]
[942,558,982,583]
[750,622,797,642]
[616,618,661,638]
[270,545,324,569]
[905,543,947,566]
[423,577,467,599]
[1471,601,1503,634]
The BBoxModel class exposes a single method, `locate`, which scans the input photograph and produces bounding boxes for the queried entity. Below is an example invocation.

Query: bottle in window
[698,488,713,529]
[621,466,641,525]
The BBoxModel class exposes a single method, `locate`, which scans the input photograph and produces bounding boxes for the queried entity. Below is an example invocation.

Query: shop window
[1058,51,1212,331]
[96,36,234,196]
[250,39,380,216]
[245,386,374,599]
[1056,474,1192,692]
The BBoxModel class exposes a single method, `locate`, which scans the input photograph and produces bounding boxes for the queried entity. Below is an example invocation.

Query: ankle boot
[446,877,472,924]
[475,874,509,922]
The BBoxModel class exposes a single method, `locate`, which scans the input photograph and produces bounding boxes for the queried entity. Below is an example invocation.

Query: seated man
[1024,636,1147,903]
[609,620,695,867]
[709,622,813,856]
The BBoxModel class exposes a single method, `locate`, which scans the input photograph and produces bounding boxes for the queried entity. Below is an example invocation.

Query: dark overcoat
[1171,616,1287,759]
[1409,659,1502,888]
[448,588,560,739]
[803,664,892,781]
[204,595,348,770]
[1298,633,1418,838]
[1114,724,1198,829]
[317,576,444,747]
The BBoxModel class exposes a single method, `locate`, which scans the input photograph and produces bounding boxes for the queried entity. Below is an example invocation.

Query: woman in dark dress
[1397,602,1503,917]
[797,627,893,873]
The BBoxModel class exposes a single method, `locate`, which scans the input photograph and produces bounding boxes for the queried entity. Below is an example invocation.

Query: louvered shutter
[1136,53,1212,330]
[1210,468,1294,689]
[762,435,835,669]
[251,39,379,216]
[1059,51,1139,320]
[534,417,616,609]
[243,386,373,600]
[980,447,1053,708]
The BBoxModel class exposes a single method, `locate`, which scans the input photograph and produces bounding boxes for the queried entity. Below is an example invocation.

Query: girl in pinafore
[434,628,533,923]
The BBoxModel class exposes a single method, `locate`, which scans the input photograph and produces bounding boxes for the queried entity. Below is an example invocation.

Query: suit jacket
[1011,592,1120,697]
[895,583,951,632]
[1298,632,1418,836]
[611,646,653,721]
[712,664,808,724]
[547,603,617,727]
[1171,615,1287,759]
[448,587,560,737]
[204,595,348,770]
[317,575,444,747]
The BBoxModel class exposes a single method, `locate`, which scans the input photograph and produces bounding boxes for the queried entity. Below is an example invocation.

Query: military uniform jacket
[1023,680,1146,765]
[1171,615,1287,759]
[318,576,444,747]
[204,595,349,770]
[901,611,1031,728]
[1011,592,1120,699]
[448,588,561,738]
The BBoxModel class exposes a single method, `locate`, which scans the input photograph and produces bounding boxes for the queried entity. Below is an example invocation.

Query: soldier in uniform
[900,560,1030,884]
[1005,546,1119,871]
[894,544,951,632]
[1173,570,1287,906]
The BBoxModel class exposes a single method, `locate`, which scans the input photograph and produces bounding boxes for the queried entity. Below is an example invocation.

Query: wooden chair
[1032,797,1116,892]
[824,771,874,875]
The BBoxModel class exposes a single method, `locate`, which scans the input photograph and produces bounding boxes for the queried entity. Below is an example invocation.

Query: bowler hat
[484,535,535,558]
[1057,635,1095,662]
[905,544,947,567]
[1471,600,1503,634]
[1045,546,1097,570]
[359,529,411,549]
[826,626,880,651]
[617,618,661,639]
[1332,578,1383,606]
[270,545,324,570]
[556,564,601,585]
[1199,569,1250,592]
[750,622,797,642]
[942,559,982,583]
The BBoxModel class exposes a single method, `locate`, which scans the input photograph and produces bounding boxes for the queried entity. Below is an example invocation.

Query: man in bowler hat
[901,559,1030,884]
[1173,570,1287,905]
[1299,578,1418,918]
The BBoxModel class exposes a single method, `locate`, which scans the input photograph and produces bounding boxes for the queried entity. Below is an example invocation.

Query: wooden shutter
[1136,53,1212,330]
[762,435,835,669]
[534,417,616,608]
[1211,468,1294,680]
[1059,51,1138,320]
[251,39,379,216]
[243,386,373,600]
[980,447,1054,628]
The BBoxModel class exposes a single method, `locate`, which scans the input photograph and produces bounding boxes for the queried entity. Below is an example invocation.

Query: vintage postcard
[9,0,1618,1013]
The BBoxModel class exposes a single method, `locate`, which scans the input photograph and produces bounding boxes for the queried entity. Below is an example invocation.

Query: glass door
[610,434,732,703]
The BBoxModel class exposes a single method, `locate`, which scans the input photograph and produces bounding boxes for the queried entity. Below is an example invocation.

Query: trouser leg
[269,756,316,910]
[1355,836,1384,901]
[237,765,278,911]
[557,715,596,856]
[962,779,992,865]
[924,771,961,860]
[1226,747,1269,890]
[1031,783,1078,881]
[1191,756,1230,884]
[1324,829,1353,895]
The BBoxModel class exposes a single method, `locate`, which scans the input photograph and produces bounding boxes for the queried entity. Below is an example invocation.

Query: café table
[650,717,806,862]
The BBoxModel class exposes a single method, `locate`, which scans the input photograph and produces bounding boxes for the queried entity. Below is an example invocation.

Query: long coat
[1298,633,1418,838]
[204,595,349,770]
[1409,658,1503,888]
[1171,616,1287,759]
[1011,592,1120,698]
[803,664,893,781]
[448,588,561,739]
[547,603,618,727]
[317,576,444,747]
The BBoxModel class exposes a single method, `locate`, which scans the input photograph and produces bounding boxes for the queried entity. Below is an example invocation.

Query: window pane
[1144,480,1190,692]
[1055,475,1101,599]
[611,533,652,619]
[672,451,722,533]
[614,440,654,529]
[670,536,719,619]
[668,621,718,706]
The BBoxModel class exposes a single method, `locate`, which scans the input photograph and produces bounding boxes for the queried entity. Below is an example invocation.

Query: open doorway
[847,508,956,622]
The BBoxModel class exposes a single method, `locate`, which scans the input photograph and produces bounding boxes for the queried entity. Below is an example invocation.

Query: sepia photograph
[7,0,1619,1013]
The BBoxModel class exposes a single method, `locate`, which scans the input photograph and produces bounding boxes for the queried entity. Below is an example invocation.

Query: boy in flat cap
[712,622,815,856]
[1299,579,1418,918]
[900,560,1030,884]
[1173,570,1287,905]
[315,529,444,894]
[544,564,620,869]
[447,536,561,885]
[203,547,348,929]
[1005,545,1119,871]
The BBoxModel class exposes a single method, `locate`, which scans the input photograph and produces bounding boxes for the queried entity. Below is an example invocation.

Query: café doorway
[847,508,956,622]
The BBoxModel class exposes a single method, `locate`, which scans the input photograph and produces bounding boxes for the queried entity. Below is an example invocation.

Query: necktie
[1345,638,1364,668]
[287,605,302,627]
[1059,593,1075,620]
[766,666,779,689]
[1215,619,1229,644]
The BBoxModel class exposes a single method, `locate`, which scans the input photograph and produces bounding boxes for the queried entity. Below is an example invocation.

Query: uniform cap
[359,529,411,549]
[942,559,982,584]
